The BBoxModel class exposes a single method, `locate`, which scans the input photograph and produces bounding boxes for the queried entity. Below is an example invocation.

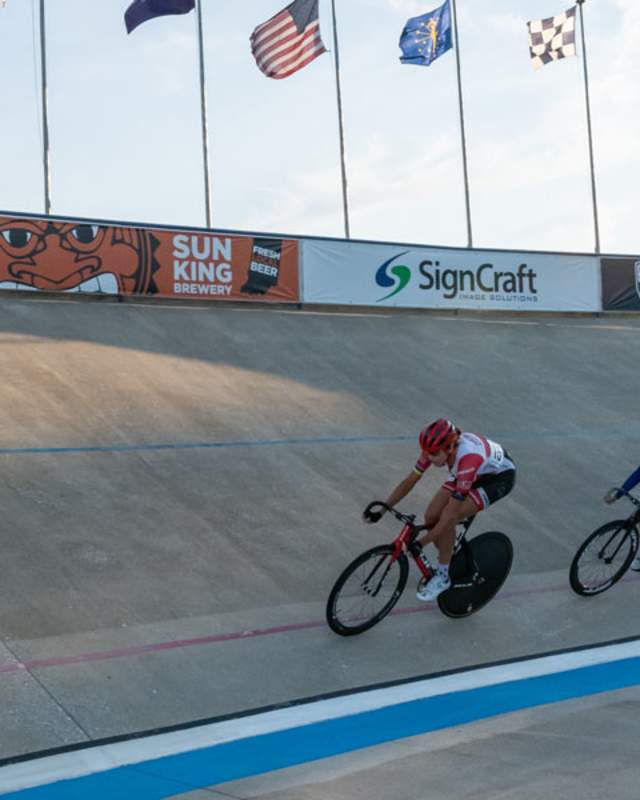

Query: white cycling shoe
[630,555,640,572]
[416,573,451,602]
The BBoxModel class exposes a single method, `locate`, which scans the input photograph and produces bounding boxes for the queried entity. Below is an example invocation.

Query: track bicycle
[326,501,513,636]
[569,489,640,596]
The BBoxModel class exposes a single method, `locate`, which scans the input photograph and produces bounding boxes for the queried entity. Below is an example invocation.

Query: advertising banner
[0,214,300,303]
[601,257,640,311]
[302,240,600,312]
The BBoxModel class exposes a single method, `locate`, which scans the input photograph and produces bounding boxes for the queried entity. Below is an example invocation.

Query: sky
[0,0,638,255]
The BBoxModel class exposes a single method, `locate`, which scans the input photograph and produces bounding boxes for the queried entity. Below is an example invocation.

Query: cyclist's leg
[419,470,516,562]
[419,479,479,555]
[424,495,480,563]
[432,470,515,563]
[428,471,516,608]
[419,483,467,553]
[422,486,451,530]
[416,494,479,600]
[471,469,516,510]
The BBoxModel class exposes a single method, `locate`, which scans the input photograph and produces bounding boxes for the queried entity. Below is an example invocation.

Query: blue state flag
[399,0,452,67]
[125,0,195,34]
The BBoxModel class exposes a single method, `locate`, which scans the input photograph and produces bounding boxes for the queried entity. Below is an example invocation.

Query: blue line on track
[0,435,412,456]
[0,428,638,457]
[3,655,640,799]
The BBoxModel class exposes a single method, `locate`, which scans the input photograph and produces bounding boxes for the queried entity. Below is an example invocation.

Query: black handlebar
[364,500,476,536]
[364,500,420,527]
[615,488,640,508]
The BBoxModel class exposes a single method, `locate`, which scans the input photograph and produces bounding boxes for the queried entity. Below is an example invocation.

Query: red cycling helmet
[419,418,460,454]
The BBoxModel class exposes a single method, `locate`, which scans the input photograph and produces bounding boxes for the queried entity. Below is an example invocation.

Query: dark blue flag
[125,0,195,34]
[399,1,452,67]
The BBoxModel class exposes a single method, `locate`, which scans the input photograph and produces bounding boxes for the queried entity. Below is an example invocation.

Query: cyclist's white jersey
[414,432,515,496]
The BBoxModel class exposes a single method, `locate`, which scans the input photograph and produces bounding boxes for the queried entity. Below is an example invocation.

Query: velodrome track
[0,295,639,796]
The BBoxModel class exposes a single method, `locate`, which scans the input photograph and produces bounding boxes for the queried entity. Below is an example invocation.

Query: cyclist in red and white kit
[363,418,516,602]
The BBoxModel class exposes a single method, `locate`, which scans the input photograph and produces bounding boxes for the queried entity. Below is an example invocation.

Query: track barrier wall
[0,213,300,303]
[1,211,639,312]
[301,239,601,311]
[601,257,640,310]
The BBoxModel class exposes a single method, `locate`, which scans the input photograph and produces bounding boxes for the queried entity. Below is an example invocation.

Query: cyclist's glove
[604,487,621,504]
[363,508,382,524]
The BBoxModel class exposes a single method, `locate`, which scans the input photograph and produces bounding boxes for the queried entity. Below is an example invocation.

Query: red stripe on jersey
[455,453,483,493]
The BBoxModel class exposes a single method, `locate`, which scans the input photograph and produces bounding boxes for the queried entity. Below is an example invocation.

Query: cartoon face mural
[0,218,159,294]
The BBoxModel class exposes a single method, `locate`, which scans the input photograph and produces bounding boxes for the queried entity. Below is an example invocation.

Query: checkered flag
[527,6,577,69]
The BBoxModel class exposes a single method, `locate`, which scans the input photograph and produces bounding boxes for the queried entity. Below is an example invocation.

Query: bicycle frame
[376,502,478,584]
[390,520,426,570]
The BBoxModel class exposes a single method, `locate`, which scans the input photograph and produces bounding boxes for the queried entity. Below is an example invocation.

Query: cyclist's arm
[606,464,640,503]
[383,471,422,510]
[366,456,428,521]
[622,465,640,494]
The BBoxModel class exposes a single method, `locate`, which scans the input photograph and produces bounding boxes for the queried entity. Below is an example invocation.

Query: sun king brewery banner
[0,214,300,302]
[302,239,600,312]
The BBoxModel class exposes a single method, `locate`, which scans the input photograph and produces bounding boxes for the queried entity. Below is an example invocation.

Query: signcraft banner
[302,240,600,312]
[601,257,640,311]
[0,214,300,303]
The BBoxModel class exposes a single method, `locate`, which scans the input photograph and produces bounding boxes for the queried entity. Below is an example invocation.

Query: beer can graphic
[241,238,282,295]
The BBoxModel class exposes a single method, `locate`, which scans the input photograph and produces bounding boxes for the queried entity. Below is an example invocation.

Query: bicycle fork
[361,556,394,597]
[598,525,635,564]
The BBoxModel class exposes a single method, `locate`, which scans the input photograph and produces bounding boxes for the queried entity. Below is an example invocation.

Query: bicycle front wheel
[326,545,409,636]
[569,521,638,596]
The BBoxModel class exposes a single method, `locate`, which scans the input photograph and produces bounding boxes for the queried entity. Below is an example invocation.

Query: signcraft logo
[418,259,538,302]
[375,251,411,301]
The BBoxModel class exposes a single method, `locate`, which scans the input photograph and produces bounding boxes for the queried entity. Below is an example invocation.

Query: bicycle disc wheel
[569,521,638,596]
[438,531,513,619]
[326,545,409,636]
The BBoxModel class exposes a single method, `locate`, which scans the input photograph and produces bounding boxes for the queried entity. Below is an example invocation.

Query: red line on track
[0,579,632,675]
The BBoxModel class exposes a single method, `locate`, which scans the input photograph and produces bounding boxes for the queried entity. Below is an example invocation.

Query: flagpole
[450,0,472,248]
[39,0,52,214]
[195,0,212,228]
[576,0,600,253]
[330,0,350,239]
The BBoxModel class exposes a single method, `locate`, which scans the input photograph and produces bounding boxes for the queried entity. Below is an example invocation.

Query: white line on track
[428,317,639,331]
[275,310,639,330]
[275,310,392,318]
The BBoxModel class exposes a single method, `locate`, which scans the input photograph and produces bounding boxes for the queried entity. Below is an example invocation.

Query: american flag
[251,0,327,80]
